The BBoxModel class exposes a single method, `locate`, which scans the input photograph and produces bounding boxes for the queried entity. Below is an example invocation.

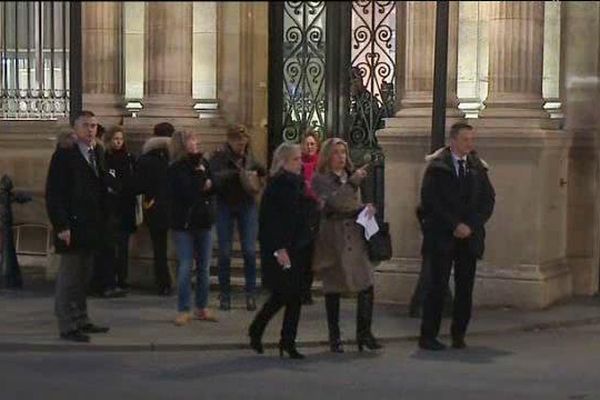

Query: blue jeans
[216,200,257,297]
[172,229,213,312]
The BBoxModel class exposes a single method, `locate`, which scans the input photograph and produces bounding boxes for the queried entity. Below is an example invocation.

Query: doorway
[267,1,397,216]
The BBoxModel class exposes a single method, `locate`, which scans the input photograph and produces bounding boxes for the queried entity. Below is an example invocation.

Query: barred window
[0,1,70,120]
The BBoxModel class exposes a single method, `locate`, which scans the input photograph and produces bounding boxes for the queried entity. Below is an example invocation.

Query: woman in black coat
[103,126,137,293]
[249,143,314,359]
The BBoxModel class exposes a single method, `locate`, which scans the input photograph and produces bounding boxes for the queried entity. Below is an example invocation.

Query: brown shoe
[195,308,218,322]
[174,312,192,326]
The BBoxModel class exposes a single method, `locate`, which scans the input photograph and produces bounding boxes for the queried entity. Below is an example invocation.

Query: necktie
[457,159,466,182]
[88,147,98,176]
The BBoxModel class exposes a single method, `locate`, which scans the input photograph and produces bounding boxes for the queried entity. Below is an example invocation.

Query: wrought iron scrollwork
[348,0,396,218]
[349,0,396,150]
[282,1,327,143]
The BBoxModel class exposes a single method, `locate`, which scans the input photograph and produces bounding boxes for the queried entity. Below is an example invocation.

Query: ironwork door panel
[269,0,397,217]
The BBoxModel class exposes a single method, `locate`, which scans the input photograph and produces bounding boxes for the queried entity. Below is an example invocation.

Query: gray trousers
[55,251,93,334]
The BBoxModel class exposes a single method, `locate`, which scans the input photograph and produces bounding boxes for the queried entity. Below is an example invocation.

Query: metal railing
[0,1,70,120]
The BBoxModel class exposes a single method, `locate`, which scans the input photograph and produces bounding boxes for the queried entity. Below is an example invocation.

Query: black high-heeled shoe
[357,334,383,352]
[329,339,344,353]
[279,343,305,359]
[249,334,264,354]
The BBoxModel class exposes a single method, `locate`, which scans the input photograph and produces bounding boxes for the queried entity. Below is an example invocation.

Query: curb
[1,316,599,353]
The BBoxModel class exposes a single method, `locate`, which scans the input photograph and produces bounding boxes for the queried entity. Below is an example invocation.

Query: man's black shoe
[60,330,90,343]
[452,337,466,349]
[158,287,173,297]
[80,323,110,334]
[418,338,447,351]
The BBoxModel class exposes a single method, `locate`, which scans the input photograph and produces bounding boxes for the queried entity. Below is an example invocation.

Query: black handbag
[186,196,216,230]
[367,222,392,262]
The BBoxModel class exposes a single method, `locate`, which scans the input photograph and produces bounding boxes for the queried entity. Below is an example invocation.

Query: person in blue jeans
[209,125,266,311]
[167,131,218,326]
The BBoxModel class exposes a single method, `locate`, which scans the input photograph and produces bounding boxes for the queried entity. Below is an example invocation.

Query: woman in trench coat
[311,137,383,353]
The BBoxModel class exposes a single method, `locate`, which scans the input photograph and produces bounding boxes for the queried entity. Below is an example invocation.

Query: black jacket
[134,137,171,230]
[209,144,266,207]
[45,143,108,253]
[420,147,495,259]
[258,171,314,294]
[167,154,215,231]
[105,150,137,234]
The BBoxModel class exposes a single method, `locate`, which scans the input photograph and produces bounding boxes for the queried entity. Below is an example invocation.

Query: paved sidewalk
[1,284,600,352]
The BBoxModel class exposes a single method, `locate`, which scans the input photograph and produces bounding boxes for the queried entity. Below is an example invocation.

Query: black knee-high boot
[248,293,284,354]
[356,286,383,351]
[325,293,343,353]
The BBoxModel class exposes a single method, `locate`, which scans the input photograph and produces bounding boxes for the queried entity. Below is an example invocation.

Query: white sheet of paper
[356,207,379,240]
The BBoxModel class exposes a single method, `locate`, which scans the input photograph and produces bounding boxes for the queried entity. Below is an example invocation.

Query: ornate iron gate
[269,0,396,217]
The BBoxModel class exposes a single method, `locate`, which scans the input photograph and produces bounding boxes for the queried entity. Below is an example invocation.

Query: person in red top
[299,129,321,305]
[301,130,320,201]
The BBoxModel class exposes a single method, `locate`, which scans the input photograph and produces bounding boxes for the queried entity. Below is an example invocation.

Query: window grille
[1,1,70,120]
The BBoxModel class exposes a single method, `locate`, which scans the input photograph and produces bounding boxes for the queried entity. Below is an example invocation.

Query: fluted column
[82,2,123,119]
[480,1,548,119]
[142,1,196,119]
[395,1,462,119]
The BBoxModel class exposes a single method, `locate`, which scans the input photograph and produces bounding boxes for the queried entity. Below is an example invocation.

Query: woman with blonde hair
[167,131,218,326]
[312,137,383,353]
[248,142,314,359]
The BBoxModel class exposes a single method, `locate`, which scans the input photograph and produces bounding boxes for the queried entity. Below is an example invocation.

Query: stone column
[142,1,197,120]
[480,1,548,119]
[82,2,123,121]
[393,1,462,121]
[563,1,600,296]
[375,1,464,304]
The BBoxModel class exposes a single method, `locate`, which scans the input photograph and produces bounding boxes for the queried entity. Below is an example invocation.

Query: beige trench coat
[311,171,374,294]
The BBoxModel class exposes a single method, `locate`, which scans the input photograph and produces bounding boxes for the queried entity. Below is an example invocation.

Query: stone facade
[1,1,599,309]
[376,1,600,309]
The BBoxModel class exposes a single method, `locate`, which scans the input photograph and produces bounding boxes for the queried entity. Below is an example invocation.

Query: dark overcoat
[420,147,495,259]
[134,137,171,230]
[45,143,108,254]
[105,150,137,234]
[258,171,314,295]
[209,144,266,207]
[167,155,215,231]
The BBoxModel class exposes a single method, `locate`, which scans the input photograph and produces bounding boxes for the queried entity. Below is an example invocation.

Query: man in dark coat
[45,110,110,343]
[418,122,495,351]
[134,122,174,296]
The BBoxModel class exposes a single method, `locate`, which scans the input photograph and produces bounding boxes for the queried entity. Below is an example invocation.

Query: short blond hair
[270,142,301,177]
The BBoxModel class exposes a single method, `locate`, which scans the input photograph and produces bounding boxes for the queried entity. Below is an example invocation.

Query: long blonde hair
[316,137,353,173]
[169,130,196,163]
[270,142,301,177]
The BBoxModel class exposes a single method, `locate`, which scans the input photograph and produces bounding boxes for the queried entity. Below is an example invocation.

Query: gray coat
[311,171,374,294]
